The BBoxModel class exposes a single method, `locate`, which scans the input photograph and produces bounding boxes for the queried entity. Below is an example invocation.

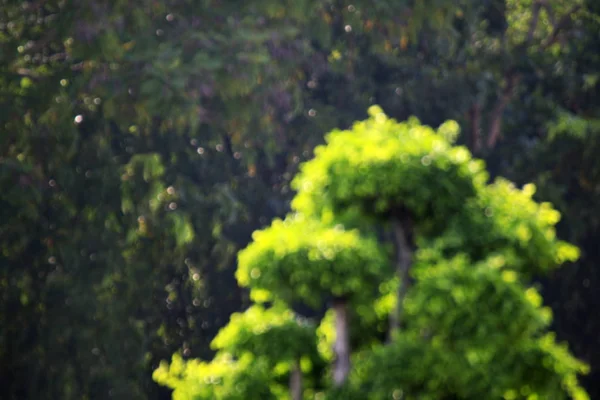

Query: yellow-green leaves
[437,119,461,143]
[291,107,487,234]
[332,251,588,399]
[211,304,318,365]
[419,177,581,278]
[237,214,390,308]
[158,106,587,400]
[407,257,553,348]
[153,353,280,400]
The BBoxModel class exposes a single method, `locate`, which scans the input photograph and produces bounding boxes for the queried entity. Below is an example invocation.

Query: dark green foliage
[0,1,316,398]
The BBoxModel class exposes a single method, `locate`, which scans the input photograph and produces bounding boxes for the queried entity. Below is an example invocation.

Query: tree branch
[486,73,520,149]
[14,68,41,79]
[526,1,543,44]
[469,103,483,153]
[542,2,556,26]
[541,4,582,50]
[485,3,581,150]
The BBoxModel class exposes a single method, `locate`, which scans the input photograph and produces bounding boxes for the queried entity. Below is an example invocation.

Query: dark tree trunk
[469,103,482,153]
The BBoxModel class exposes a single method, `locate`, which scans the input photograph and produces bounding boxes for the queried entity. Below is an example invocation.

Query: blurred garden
[1,1,600,399]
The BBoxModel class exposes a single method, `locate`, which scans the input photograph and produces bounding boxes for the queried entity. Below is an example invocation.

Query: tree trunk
[289,359,302,400]
[469,103,482,154]
[388,217,413,341]
[332,298,350,386]
[486,73,519,149]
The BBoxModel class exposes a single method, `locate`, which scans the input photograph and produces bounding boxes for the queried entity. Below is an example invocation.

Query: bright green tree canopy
[211,304,318,366]
[237,213,390,308]
[417,178,580,277]
[153,353,282,400]
[291,106,488,233]
[155,107,588,399]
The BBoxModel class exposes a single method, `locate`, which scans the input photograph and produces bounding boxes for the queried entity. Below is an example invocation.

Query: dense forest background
[1,0,599,399]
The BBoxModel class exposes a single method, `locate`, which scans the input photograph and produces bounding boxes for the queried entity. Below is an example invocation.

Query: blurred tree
[154,109,587,399]
[290,1,600,395]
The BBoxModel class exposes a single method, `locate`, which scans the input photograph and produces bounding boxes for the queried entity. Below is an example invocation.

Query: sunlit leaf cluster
[292,106,487,234]
[211,304,318,366]
[237,214,390,307]
[153,353,282,400]
[418,178,580,277]
[330,331,588,400]
[156,108,587,399]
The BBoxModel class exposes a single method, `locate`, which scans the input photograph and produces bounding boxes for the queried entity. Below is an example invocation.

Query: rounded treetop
[291,106,488,230]
[211,304,318,365]
[236,213,390,308]
[416,178,580,277]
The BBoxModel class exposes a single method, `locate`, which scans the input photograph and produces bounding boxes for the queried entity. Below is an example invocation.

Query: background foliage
[152,109,588,399]
[1,0,600,398]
